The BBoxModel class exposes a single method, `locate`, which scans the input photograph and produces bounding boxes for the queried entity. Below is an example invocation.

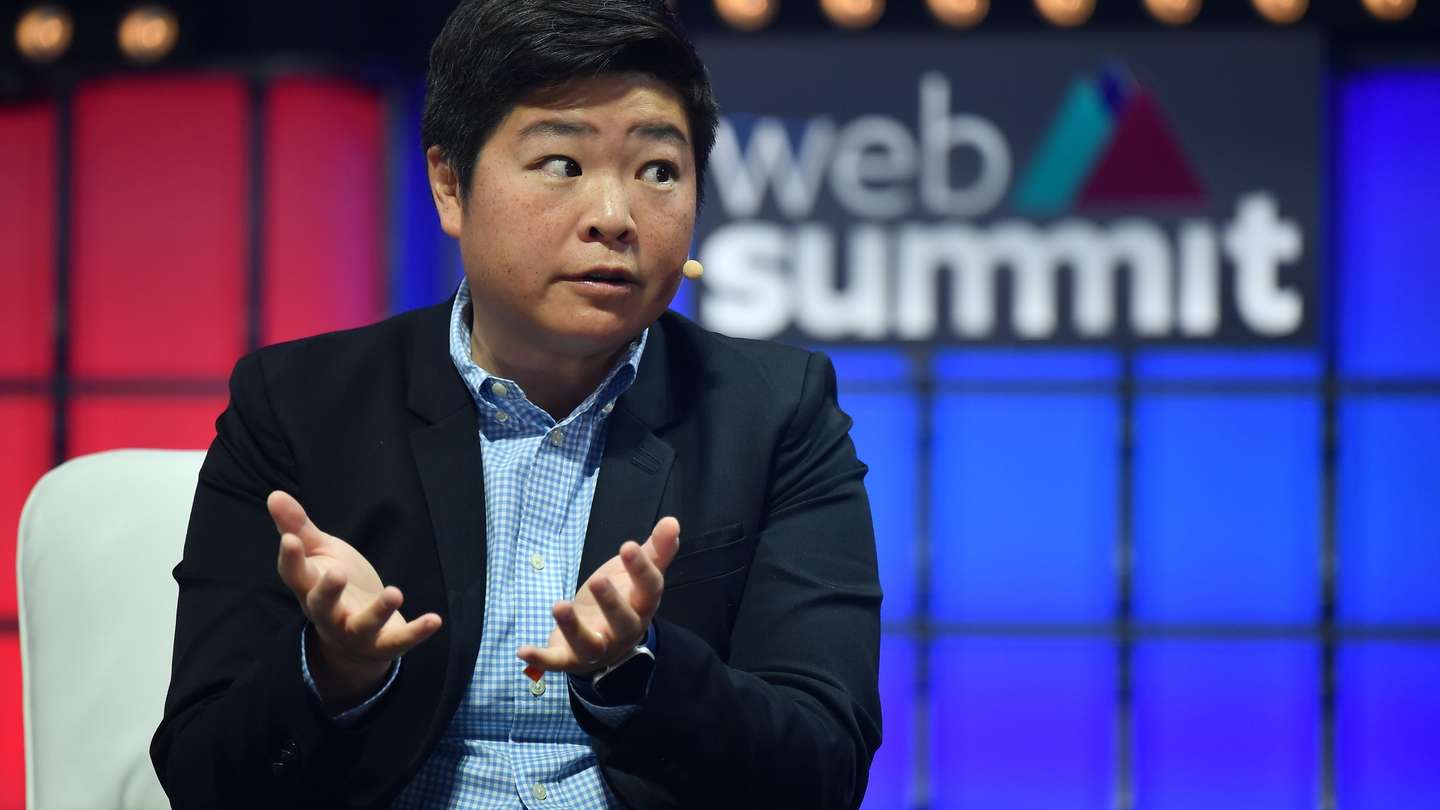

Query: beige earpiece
[682,259,704,280]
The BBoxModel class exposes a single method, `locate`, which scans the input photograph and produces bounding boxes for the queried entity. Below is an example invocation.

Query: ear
[426,145,463,238]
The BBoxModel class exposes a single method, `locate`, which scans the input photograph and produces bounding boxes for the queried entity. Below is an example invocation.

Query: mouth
[566,267,638,288]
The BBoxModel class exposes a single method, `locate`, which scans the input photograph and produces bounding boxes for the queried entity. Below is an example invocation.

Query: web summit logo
[698,67,1306,343]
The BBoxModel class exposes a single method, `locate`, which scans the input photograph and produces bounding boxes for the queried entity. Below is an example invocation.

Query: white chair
[18,449,205,810]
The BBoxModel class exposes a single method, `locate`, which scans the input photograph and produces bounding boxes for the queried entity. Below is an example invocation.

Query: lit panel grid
[933,349,1118,383]
[1337,397,1440,624]
[862,635,915,810]
[1337,643,1440,810]
[1135,350,1320,382]
[1133,640,1319,810]
[1336,72,1440,378]
[70,77,249,379]
[827,349,911,384]
[1132,395,1320,624]
[0,633,23,810]
[0,398,52,619]
[931,394,1117,623]
[843,391,919,621]
[0,102,55,378]
[263,78,384,346]
[930,637,1114,809]
[68,396,227,459]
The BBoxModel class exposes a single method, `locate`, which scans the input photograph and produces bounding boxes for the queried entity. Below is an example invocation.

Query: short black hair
[422,0,718,208]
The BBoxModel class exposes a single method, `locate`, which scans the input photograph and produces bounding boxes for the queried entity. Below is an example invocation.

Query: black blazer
[151,301,883,809]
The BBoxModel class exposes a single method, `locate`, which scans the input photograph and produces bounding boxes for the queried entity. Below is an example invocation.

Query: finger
[620,541,664,611]
[373,612,443,659]
[589,577,642,647]
[276,532,319,597]
[553,600,610,663]
[304,567,348,629]
[516,643,576,674]
[345,585,402,641]
[266,490,337,552]
[641,516,681,573]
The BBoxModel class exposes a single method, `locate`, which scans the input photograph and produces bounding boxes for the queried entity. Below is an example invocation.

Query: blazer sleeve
[576,351,884,809]
[150,351,389,808]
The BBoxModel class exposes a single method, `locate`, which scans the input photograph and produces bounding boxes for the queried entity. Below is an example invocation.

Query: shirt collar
[448,279,647,427]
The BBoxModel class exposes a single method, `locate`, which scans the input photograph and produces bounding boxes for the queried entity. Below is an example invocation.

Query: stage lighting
[1034,0,1095,27]
[714,0,777,30]
[1145,0,1201,25]
[928,0,988,28]
[1362,0,1415,21]
[118,4,178,63]
[1251,0,1307,24]
[15,4,73,63]
[821,0,885,29]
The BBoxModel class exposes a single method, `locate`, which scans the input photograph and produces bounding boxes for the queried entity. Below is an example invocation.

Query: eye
[538,156,581,178]
[640,162,679,186]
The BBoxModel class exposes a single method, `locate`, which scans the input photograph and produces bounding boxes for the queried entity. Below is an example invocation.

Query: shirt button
[601,401,614,414]
[532,783,548,801]
[549,429,564,446]
[495,410,509,423]
[490,381,508,398]
[529,678,546,697]
[530,553,545,571]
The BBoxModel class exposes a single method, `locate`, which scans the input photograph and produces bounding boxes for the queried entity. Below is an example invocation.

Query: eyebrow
[516,119,689,147]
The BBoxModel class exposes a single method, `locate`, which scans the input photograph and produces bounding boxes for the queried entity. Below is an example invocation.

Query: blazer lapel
[405,301,489,718]
[578,407,676,584]
[578,317,685,585]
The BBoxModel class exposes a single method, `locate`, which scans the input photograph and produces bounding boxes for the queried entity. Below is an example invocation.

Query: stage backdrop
[3,34,1439,810]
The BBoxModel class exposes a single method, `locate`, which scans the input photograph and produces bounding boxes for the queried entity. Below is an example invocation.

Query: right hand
[269,490,442,708]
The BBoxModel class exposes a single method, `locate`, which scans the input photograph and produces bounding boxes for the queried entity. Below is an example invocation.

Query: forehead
[499,73,691,139]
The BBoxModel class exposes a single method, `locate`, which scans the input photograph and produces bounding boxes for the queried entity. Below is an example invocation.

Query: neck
[469,325,624,420]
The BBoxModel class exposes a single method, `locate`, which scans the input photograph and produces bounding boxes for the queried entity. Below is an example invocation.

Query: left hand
[517,516,680,677]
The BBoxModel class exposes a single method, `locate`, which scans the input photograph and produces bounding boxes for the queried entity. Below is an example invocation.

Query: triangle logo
[1011,69,1207,216]
[1075,88,1206,209]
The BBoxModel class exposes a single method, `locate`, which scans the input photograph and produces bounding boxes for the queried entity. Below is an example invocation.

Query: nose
[579,176,635,246]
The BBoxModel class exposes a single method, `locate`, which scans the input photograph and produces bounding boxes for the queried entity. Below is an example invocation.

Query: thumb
[643,516,681,573]
[267,490,330,551]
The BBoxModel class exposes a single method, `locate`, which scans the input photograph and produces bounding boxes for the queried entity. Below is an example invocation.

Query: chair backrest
[18,449,205,810]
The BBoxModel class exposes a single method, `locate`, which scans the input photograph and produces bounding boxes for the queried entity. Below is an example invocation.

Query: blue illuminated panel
[863,635,915,810]
[1337,397,1440,624]
[1337,643,1440,809]
[1135,350,1320,382]
[1133,640,1318,810]
[844,389,920,621]
[1132,395,1320,623]
[930,638,1114,809]
[387,79,462,313]
[931,393,1116,622]
[1336,72,1440,378]
[933,349,1118,382]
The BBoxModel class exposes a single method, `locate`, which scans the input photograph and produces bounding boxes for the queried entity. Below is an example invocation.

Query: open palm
[269,491,441,668]
[518,516,680,676]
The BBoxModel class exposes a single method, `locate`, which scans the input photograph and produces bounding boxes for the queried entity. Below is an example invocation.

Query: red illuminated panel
[0,633,23,810]
[70,77,249,379]
[262,78,384,346]
[0,103,56,378]
[0,399,52,620]
[68,396,228,458]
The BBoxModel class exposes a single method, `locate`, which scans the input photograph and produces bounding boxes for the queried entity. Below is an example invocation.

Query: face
[429,73,696,368]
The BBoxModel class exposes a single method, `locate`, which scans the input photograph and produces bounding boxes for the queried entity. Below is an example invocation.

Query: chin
[537,314,647,357]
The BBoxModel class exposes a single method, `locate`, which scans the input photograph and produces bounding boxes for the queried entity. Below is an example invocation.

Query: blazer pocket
[665,522,754,590]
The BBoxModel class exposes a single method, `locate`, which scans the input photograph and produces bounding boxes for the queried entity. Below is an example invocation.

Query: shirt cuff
[299,623,401,726]
[569,622,656,727]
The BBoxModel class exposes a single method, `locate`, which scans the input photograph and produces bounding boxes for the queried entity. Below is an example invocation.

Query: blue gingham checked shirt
[304,279,649,808]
